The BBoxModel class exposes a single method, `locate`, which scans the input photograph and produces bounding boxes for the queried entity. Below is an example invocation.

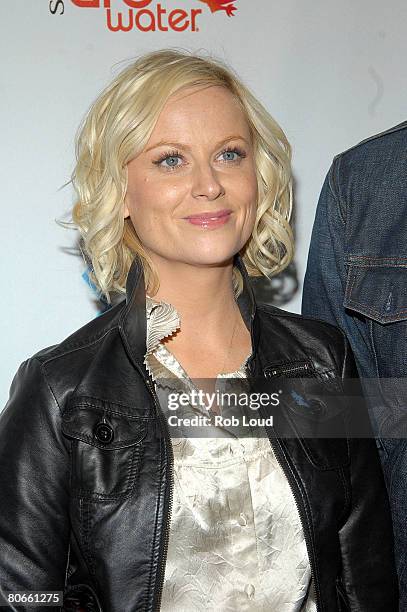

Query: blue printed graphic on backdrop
[82,268,111,316]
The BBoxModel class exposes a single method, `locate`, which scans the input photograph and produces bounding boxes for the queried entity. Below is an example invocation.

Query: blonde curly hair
[71,49,293,302]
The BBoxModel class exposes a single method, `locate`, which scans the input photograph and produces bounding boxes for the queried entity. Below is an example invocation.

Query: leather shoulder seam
[38,326,117,367]
[31,357,64,417]
[257,304,342,333]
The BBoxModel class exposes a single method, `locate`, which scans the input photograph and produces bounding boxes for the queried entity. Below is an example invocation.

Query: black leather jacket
[0,256,398,611]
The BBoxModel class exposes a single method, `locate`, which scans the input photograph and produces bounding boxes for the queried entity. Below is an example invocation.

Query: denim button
[94,421,114,444]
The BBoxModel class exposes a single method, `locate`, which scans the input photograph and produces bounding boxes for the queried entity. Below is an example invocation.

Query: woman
[0,49,398,611]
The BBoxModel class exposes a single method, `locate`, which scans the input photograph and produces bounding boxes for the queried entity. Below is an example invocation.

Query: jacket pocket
[263,361,350,470]
[344,258,407,325]
[62,401,148,500]
[344,259,407,423]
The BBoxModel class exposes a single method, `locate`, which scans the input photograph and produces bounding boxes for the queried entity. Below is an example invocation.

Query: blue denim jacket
[302,120,407,608]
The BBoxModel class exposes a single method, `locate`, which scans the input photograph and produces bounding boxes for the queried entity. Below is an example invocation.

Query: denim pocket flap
[344,261,407,324]
[62,403,148,450]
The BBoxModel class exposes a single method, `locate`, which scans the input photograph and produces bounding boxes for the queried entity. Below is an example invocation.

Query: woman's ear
[123,197,130,219]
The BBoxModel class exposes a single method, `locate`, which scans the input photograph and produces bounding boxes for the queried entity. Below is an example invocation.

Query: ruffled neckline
[144,295,251,383]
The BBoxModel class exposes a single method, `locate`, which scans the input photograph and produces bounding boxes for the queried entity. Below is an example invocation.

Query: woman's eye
[218,149,246,163]
[159,155,183,169]
[221,151,239,161]
[154,148,245,170]
[163,155,181,167]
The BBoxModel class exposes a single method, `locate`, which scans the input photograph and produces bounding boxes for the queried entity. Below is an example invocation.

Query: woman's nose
[191,164,225,200]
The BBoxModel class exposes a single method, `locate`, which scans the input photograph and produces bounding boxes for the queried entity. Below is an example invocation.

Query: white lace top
[144,296,317,612]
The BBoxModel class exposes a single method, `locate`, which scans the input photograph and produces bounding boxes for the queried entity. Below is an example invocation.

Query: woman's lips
[183,209,232,228]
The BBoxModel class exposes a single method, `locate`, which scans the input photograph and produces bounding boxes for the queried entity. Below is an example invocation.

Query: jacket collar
[119,254,259,372]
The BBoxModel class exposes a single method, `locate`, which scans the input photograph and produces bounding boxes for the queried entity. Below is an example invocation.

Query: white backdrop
[1,0,407,407]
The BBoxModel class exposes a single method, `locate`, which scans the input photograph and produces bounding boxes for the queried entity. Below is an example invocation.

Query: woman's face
[124,85,258,270]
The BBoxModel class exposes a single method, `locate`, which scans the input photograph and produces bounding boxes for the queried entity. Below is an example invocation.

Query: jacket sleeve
[0,358,70,605]
[301,158,373,378]
[337,336,399,610]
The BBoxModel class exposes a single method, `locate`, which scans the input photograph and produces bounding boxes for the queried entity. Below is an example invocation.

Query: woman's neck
[148,258,239,329]
[146,256,252,379]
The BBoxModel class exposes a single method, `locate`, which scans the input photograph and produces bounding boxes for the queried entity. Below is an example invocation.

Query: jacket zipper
[145,378,174,612]
[257,364,322,611]
[264,362,313,378]
[264,431,321,611]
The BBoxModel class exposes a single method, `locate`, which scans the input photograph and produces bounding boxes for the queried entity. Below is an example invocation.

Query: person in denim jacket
[302,120,407,607]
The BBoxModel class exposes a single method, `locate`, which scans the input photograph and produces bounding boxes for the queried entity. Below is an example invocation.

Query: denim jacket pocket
[344,258,407,433]
[62,401,148,500]
[344,258,407,324]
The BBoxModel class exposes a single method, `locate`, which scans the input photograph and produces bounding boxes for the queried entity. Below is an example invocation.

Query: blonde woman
[0,50,398,611]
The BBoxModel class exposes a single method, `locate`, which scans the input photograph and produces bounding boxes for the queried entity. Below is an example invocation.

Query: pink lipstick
[184,209,232,228]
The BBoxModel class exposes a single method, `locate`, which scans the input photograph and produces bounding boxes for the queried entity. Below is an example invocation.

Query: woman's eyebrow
[144,135,250,153]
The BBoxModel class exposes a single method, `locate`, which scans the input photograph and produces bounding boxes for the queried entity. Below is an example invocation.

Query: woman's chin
[148,238,247,268]
[175,237,245,265]
[176,252,238,268]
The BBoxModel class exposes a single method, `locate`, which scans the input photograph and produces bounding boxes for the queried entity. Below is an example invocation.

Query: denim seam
[368,319,381,382]
[347,256,407,265]
[345,265,407,320]
[344,269,405,320]
[346,297,407,321]
[341,330,348,380]
[335,120,407,157]
[328,156,346,227]
[344,269,358,313]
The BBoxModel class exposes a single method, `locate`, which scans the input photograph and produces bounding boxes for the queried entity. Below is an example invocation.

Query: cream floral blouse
[144,296,317,612]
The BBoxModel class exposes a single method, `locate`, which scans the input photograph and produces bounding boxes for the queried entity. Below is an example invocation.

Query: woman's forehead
[146,85,251,144]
